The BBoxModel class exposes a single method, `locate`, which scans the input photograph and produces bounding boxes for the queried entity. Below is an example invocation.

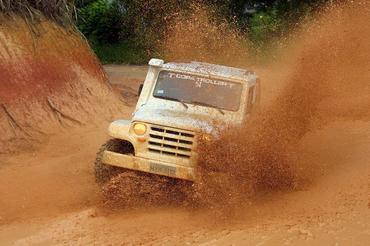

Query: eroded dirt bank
[0,17,126,153]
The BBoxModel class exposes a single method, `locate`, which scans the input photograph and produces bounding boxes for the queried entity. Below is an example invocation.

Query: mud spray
[103,2,370,210]
[195,1,370,209]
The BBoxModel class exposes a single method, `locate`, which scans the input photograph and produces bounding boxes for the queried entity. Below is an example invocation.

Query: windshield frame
[152,70,245,112]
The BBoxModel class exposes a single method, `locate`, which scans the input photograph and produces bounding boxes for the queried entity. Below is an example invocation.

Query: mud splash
[102,171,193,208]
[163,5,250,67]
[102,1,370,210]
[195,1,370,208]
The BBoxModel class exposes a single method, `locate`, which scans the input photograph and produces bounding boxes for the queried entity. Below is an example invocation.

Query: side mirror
[255,78,261,105]
[138,83,143,96]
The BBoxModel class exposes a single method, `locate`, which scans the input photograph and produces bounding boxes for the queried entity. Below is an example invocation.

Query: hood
[132,104,239,134]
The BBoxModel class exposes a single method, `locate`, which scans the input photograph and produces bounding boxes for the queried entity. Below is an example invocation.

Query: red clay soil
[0,18,126,153]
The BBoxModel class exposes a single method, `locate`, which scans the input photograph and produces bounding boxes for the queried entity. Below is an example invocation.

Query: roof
[161,61,256,82]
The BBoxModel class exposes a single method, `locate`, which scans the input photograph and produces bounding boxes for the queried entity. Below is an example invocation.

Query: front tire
[102,171,194,207]
[94,139,133,184]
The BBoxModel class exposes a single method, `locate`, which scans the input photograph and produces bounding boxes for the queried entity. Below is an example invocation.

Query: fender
[108,120,136,144]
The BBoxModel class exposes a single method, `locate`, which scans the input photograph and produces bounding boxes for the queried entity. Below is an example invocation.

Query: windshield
[153,71,243,111]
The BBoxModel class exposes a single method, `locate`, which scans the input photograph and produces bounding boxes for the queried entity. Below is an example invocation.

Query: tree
[77,0,124,43]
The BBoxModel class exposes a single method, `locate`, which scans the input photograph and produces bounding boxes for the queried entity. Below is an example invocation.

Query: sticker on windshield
[167,72,235,89]
[155,71,243,112]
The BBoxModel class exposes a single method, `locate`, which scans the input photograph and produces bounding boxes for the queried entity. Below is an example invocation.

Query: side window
[247,86,255,112]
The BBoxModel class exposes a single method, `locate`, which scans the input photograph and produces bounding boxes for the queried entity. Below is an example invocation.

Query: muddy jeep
[95,58,260,184]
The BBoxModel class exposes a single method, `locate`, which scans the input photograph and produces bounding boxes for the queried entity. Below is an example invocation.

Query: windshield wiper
[158,96,188,109]
[191,101,225,115]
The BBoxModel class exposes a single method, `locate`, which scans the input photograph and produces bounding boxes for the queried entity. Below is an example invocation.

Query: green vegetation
[91,40,148,65]
[76,0,192,64]
[74,0,331,64]
[1,1,331,64]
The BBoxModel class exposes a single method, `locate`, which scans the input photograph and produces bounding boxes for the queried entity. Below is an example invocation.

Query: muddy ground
[0,65,368,245]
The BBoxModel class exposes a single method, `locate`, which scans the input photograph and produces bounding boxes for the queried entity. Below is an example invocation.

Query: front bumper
[102,151,196,181]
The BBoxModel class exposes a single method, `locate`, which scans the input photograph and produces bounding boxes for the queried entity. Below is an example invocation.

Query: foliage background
[75,0,330,64]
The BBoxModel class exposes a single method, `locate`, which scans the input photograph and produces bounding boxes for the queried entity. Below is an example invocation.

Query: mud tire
[102,171,194,208]
[94,139,133,184]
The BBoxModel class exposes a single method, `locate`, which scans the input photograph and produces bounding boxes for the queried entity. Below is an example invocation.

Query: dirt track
[0,66,369,245]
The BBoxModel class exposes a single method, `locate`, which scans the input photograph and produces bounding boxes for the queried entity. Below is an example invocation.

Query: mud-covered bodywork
[101,58,260,181]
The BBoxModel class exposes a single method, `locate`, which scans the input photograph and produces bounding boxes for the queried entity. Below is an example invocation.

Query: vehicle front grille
[148,125,195,159]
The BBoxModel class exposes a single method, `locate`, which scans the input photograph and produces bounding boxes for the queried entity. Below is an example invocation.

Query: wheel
[94,139,133,184]
[101,171,194,207]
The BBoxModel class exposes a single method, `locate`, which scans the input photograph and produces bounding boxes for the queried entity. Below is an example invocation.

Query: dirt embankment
[0,17,126,153]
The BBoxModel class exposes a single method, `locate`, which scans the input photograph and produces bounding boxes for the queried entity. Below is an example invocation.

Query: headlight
[133,123,147,135]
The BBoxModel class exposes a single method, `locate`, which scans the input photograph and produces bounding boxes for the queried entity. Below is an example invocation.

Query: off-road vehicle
[95,58,260,184]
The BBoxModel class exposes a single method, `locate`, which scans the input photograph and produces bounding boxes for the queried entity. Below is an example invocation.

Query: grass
[0,0,76,26]
[91,41,149,65]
